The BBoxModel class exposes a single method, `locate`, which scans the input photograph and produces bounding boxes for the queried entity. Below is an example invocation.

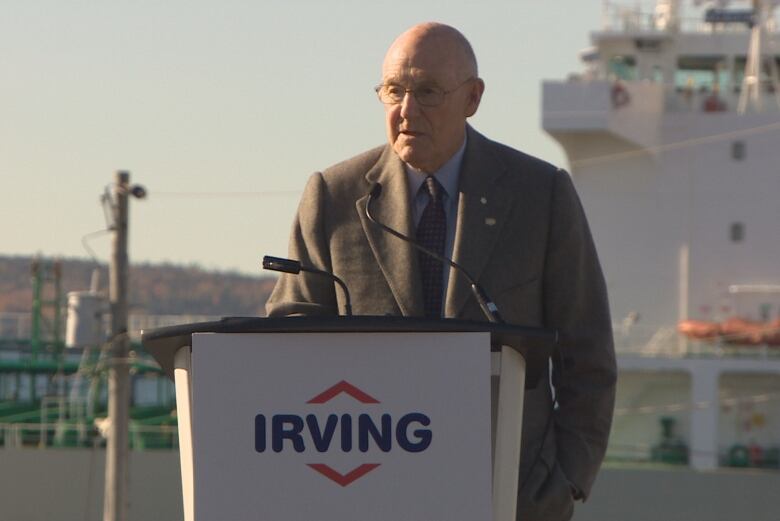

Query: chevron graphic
[306,463,381,486]
[307,380,380,404]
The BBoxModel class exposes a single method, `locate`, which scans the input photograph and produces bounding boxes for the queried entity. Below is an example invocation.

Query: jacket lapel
[356,147,424,316]
[445,128,514,318]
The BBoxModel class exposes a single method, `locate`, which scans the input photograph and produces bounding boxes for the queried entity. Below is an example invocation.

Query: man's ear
[464,78,485,118]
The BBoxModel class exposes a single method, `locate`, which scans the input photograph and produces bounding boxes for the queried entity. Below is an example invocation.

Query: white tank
[65,291,105,348]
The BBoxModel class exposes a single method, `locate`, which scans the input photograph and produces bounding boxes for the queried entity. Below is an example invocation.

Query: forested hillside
[0,255,276,316]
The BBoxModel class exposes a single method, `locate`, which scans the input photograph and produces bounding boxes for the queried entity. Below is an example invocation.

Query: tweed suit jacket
[266,126,616,521]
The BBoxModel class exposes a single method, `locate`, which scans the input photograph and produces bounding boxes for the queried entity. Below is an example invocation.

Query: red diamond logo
[307,380,380,404]
[306,463,381,486]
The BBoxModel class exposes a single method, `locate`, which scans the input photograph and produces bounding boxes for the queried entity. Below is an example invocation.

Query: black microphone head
[368,182,382,200]
[262,255,302,274]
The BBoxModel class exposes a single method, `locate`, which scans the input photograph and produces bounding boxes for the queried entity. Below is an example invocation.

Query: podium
[143,316,554,521]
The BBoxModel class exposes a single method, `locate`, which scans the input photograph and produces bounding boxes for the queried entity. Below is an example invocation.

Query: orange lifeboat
[677,317,780,346]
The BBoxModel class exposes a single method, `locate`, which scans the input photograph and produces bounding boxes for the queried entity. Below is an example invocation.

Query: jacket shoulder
[305,145,389,204]
[322,145,386,181]
[467,127,565,187]
[487,137,564,179]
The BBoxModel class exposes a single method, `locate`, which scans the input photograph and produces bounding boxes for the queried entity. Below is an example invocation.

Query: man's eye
[385,85,405,98]
[416,86,441,103]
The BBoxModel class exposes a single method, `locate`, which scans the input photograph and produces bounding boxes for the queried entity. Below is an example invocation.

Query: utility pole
[104,170,130,521]
[103,170,145,521]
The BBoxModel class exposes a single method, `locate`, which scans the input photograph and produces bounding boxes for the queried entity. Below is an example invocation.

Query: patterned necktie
[416,176,446,318]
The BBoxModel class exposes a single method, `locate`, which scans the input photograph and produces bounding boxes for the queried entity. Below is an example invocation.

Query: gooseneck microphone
[262,255,353,316]
[365,182,504,323]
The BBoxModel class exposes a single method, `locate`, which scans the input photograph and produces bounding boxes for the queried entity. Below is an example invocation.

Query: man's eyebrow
[381,74,405,84]
[381,76,440,88]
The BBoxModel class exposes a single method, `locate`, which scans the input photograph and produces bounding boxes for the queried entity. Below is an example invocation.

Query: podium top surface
[142,316,556,386]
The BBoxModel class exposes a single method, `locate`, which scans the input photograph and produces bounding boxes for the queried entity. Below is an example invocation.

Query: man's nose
[399,90,420,118]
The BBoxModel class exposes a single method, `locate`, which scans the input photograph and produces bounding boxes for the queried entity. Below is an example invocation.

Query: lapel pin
[480,197,487,204]
[485,217,496,226]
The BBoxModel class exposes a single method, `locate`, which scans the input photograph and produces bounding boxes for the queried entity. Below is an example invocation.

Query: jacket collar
[356,146,424,316]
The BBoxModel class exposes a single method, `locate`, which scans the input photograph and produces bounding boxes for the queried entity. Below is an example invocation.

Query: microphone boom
[365,182,503,323]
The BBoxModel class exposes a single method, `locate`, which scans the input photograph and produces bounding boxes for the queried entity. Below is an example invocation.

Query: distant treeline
[0,255,276,316]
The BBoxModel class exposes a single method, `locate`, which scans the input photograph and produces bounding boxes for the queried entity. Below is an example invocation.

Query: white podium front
[143,317,554,521]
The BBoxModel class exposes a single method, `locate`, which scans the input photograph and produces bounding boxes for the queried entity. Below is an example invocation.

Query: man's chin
[393,146,433,172]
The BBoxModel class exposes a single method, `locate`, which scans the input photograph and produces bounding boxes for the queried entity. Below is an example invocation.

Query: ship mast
[738,0,780,113]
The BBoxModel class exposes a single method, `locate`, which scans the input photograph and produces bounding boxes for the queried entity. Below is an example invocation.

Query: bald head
[383,23,478,83]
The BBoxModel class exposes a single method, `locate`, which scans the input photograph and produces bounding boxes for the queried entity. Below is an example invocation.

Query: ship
[541,1,780,519]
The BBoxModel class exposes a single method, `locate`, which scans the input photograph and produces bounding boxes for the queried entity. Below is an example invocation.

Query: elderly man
[267,22,615,521]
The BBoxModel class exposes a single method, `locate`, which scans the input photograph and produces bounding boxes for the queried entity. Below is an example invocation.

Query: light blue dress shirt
[404,136,467,309]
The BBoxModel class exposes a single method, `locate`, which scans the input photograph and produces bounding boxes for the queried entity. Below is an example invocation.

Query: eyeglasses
[374,77,475,107]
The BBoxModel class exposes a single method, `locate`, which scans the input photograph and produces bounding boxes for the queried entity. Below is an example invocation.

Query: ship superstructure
[543,0,780,472]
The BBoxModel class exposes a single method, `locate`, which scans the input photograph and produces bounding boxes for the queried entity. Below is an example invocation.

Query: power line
[152,190,300,198]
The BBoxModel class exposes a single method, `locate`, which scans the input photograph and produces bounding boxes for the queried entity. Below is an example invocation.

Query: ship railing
[613,322,780,359]
[665,84,780,113]
[600,2,772,34]
[605,386,780,471]
[604,442,780,470]
[0,420,178,450]
[546,76,780,117]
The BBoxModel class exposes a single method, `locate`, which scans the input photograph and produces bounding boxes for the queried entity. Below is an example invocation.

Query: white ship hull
[542,0,780,493]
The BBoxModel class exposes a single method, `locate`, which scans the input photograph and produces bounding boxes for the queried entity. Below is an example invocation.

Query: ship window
[732,141,745,160]
[608,55,637,81]
[676,55,729,92]
[730,222,745,243]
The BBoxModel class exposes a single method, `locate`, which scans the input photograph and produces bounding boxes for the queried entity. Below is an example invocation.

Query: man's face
[381,33,483,173]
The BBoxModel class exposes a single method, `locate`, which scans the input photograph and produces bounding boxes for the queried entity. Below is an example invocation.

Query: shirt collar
[404,135,467,200]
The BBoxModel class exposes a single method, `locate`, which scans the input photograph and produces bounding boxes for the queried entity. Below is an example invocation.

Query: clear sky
[2,1,607,275]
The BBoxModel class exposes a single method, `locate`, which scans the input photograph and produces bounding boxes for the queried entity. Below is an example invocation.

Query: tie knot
[422,176,443,203]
